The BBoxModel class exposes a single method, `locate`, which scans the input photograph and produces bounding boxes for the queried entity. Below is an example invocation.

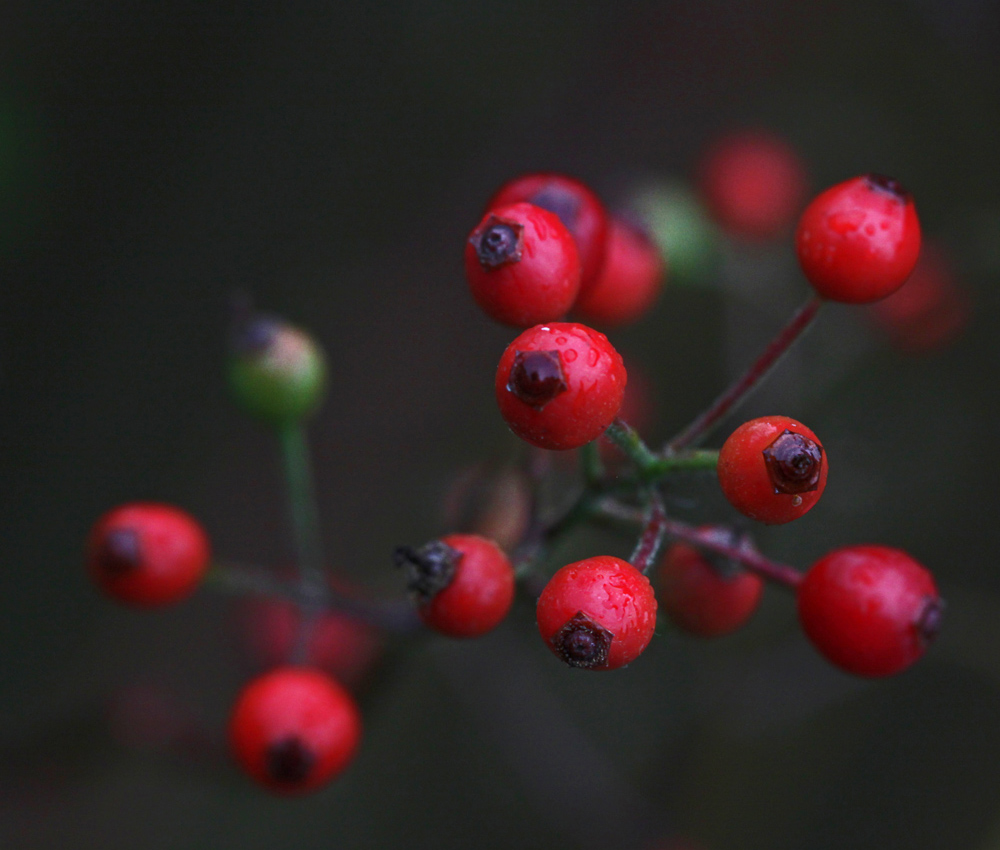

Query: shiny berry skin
[573,217,665,327]
[697,129,808,241]
[796,174,921,303]
[495,322,627,451]
[487,173,609,296]
[717,416,828,525]
[797,545,942,677]
[657,527,764,637]
[394,534,515,637]
[86,502,210,606]
[465,202,581,327]
[537,556,657,670]
[229,667,362,795]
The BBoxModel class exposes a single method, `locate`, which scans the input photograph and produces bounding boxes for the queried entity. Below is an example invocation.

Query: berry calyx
[487,173,610,296]
[536,556,658,670]
[464,202,581,327]
[796,173,921,303]
[573,216,665,327]
[86,502,211,606]
[797,545,942,677]
[717,416,828,525]
[657,527,764,637]
[697,129,808,241]
[228,667,361,794]
[495,322,627,451]
[394,534,515,637]
[228,309,327,425]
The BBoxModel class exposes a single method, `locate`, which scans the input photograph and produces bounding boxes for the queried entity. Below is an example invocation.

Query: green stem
[603,419,660,477]
[645,448,719,477]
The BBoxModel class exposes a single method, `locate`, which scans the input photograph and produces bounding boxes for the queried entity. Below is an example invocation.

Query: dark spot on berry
[531,186,581,231]
[393,540,462,605]
[507,350,567,410]
[865,174,910,202]
[553,611,613,669]
[473,216,523,269]
[97,527,143,575]
[266,736,316,785]
[762,430,823,495]
[916,596,944,645]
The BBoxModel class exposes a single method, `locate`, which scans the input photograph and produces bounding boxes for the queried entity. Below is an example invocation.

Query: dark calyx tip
[393,540,462,605]
[266,736,316,785]
[865,173,910,202]
[97,527,143,575]
[474,215,523,269]
[508,350,568,410]
[916,596,944,645]
[763,430,823,495]
[531,185,582,230]
[553,611,613,669]
[230,314,279,356]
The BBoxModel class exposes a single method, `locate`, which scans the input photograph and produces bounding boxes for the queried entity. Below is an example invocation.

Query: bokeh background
[3,2,1000,848]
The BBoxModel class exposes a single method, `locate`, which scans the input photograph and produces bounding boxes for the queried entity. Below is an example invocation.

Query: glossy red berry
[394,534,515,637]
[573,217,665,327]
[797,545,942,677]
[796,173,921,303]
[717,416,828,525]
[229,667,361,794]
[487,173,609,295]
[537,556,657,670]
[657,527,764,637]
[495,322,627,451]
[465,202,581,327]
[86,502,210,606]
[697,129,808,241]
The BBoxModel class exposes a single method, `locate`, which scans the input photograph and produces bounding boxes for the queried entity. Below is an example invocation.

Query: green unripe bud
[228,314,327,425]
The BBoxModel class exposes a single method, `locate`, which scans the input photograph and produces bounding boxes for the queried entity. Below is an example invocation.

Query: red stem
[665,295,823,453]
[629,491,667,575]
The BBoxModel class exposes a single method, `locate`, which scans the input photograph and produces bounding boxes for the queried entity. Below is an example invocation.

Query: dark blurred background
[3,2,1000,848]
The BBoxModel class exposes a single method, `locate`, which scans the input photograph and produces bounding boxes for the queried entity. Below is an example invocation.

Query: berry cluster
[84,138,944,799]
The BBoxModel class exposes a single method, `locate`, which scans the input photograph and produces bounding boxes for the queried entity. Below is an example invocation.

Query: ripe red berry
[796,173,921,303]
[697,129,808,241]
[237,597,383,689]
[717,416,828,525]
[867,240,969,354]
[495,322,627,451]
[86,502,210,606]
[797,545,942,677]
[537,556,657,670]
[394,534,515,637]
[573,217,665,327]
[487,173,609,295]
[465,201,581,326]
[657,527,764,637]
[229,667,362,794]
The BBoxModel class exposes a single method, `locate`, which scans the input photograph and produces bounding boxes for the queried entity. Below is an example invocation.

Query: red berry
[797,545,942,677]
[796,173,921,303]
[717,416,828,525]
[537,556,657,670]
[495,322,627,451]
[394,534,515,637]
[487,173,610,295]
[657,527,763,637]
[573,217,665,327]
[465,202,581,326]
[229,667,361,794]
[867,240,969,354]
[86,502,210,606]
[697,129,808,241]
[237,597,383,689]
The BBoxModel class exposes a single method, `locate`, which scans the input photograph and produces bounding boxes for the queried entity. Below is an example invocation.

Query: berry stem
[603,419,660,476]
[629,489,667,575]
[645,448,719,476]
[665,294,823,453]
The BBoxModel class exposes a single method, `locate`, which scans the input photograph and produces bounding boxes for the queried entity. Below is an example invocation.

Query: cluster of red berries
[83,137,943,799]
